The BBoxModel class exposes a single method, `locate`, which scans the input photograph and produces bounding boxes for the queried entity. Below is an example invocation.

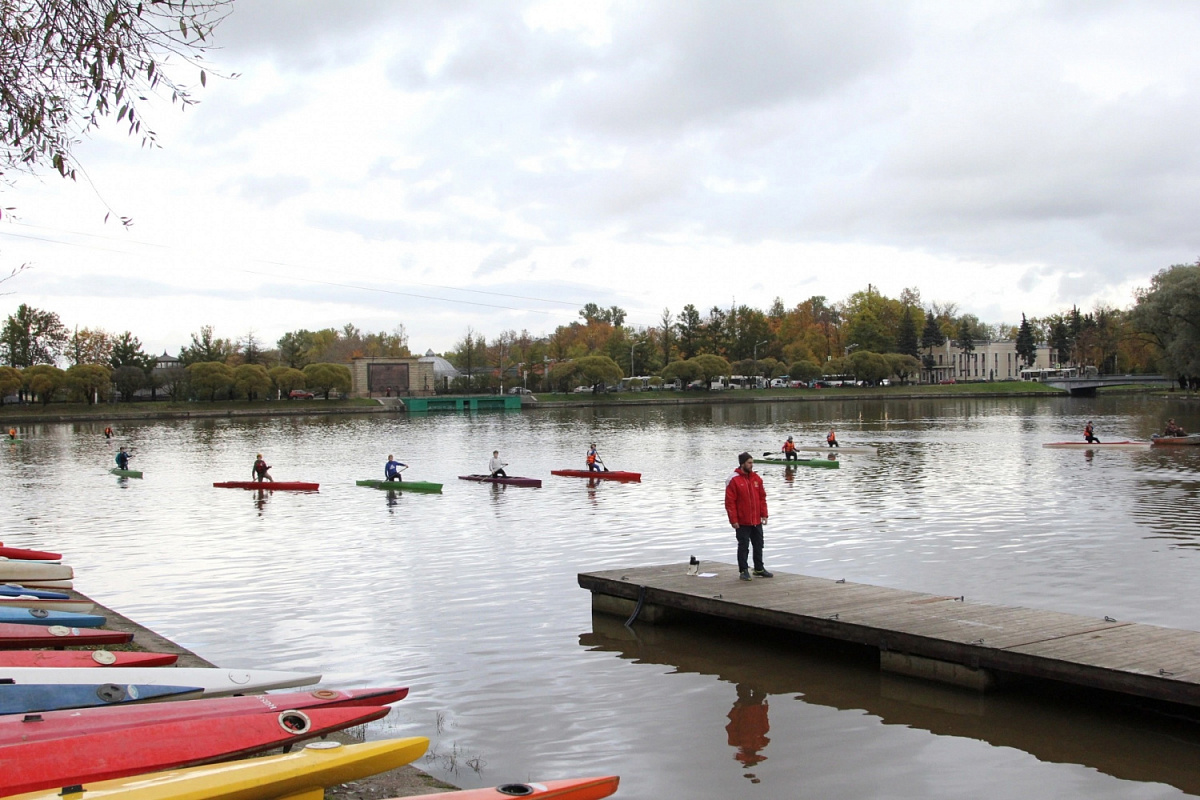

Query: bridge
[1041,374,1175,396]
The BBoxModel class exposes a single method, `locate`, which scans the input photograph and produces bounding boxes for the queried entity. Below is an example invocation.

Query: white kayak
[0,563,73,582]
[0,596,93,613]
[1042,441,1152,449]
[794,444,878,454]
[0,668,322,696]
[3,579,73,590]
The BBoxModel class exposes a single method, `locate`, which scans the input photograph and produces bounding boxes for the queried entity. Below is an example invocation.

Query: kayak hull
[0,687,409,746]
[0,563,72,582]
[551,470,641,481]
[458,474,542,488]
[757,458,840,469]
[0,623,132,650]
[0,607,105,627]
[0,585,70,599]
[1043,441,1152,448]
[0,596,93,613]
[4,737,430,800]
[387,776,621,800]
[213,481,319,491]
[0,667,322,696]
[1,705,390,796]
[0,546,61,561]
[794,444,877,454]
[0,650,178,668]
[0,682,202,715]
[110,468,143,478]
[356,479,443,493]
[1151,434,1200,446]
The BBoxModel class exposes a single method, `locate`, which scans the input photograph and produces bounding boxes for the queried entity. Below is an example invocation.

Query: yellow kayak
[11,737,428,800]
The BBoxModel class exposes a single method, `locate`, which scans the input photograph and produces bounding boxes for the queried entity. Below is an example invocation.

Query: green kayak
[356,479,443,493]
[757,457,840,469]
[110,468,143,478]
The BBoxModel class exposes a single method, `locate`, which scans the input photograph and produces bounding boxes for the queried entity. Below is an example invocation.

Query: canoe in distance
[1151,434,1200,446]
[757,457,841,469]
[0,650,178,668]
[213,481,320,491]
[458,474,542,488]
[551,469,641,481]
[794,444,878,454]
[110,468,143,478]
[1,705,391,797]
[384,776,621,800]
[1042,441,1152,449]
[356,479,443,493]
[0,623,131,650]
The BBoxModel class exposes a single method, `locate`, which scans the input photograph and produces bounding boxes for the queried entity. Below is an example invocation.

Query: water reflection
[582,613,1200,795]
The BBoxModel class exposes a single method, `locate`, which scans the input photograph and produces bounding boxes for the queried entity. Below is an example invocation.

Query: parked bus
[1019,367,1084,381]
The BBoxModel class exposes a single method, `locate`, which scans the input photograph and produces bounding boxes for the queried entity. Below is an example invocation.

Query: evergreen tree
[110,332,149,370]
[896,306,920,358]
[921,311,945,351]
[956,318,975,354]
[1049,319,1072,365]
[1015,314,1037,367]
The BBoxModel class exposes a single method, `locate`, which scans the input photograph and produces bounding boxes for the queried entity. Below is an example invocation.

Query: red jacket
[725,468,768,527]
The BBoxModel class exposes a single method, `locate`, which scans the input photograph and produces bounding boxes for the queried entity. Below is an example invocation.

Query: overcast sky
[4,0,1200,356]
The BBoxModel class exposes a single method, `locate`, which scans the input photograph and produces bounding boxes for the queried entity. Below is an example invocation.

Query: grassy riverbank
[0,398,386,424]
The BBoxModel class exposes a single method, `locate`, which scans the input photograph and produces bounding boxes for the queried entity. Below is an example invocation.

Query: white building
[921,340,1058,383]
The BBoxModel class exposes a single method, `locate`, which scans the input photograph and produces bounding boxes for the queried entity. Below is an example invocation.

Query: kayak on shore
[0,682,202,716]
[356,479,443,493]
[386,776,620,799]
[0,622,131,649]
[0,650,178,667]
[550,469,641,481]
[458,474,542,488]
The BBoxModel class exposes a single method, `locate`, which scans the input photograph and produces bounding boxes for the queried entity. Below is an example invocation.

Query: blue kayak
[0,585,69,600]
[0,683,201,714]
[0,607,105,628]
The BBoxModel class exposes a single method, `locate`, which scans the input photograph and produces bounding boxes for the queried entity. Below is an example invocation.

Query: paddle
[596,455,610,472]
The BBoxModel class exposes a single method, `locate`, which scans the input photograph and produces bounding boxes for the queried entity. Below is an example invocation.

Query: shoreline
[64,587,456,796]
[0,385,1182,425]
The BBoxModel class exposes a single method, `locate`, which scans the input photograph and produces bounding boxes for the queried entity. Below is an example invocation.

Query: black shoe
[739,570,752,581]
[753,569,774,578]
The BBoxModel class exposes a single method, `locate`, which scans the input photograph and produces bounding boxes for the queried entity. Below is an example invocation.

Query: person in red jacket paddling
[252,453,274,483]
[725,452,771,582]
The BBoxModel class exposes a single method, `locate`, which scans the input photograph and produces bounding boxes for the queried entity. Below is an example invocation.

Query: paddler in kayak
[6,428,15,440]
[586,443,607,472]
[114,447,133,471]
[781,436,798,462]
[252,453,274,483]
[384,454,407,482]
[826,428,839,448]
[489,450,508,478]
[103,426,114,439]
[1084,421,1100,444]
[1163,419,1188,437]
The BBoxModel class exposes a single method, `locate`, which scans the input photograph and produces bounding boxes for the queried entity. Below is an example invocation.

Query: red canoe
[0,545,61,561]
[213,481,320,491]
[386,776,620,800]
[0,650,178,667]
[551,469,641,482]
[0,705,390,795]
[0,686,408,746]
[458,474,542,488]
[0,623,132,650]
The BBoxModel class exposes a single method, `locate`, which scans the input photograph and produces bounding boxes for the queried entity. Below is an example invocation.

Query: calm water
[3,395,1200,799]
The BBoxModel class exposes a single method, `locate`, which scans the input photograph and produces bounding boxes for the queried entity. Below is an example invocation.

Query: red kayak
[0,650,178,667]
[0,686,408,745]
[0,545,61,561]
[458,474,542,488]
[0,623,132,650]
[0,705,389,795]
[213,481,320,491]
[386,777,620,800]
[551,469,641,482]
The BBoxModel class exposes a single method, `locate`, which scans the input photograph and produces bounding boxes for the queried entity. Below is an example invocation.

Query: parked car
[288,389,315,399]
[572,385,591,393]
[938,379,956,385]
[508,387,533,395]
[769,378,789,388]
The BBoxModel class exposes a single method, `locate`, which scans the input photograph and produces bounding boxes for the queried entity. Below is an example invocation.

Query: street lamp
[753,340,768,388]
[630,342,638,379]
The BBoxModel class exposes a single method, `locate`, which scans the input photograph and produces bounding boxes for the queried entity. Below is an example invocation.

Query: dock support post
[591,592,677,624]
[880,651,997,692]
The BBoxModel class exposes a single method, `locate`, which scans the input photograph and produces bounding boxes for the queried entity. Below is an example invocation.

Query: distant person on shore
[725,452,771,582]
[489,450,508,478]
[1163,419,1188,437]
[827,428,839,448]
[103,426,114,439]
[1084,421,1100,444]
[587,443,605,472]
[384,454,407,482]
[252,453,274,483]
[781,436,798,461]
[115,447,133,471]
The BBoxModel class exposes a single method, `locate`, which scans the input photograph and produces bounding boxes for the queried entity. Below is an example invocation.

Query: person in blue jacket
[115,447,133,470]
[385,454,407,482]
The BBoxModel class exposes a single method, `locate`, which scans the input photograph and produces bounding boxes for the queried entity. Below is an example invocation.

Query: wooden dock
[579,562,1200,706]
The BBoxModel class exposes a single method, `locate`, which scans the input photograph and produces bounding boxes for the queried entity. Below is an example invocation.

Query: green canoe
[356,479,443,493]
[110,468,143,478]
[756,457,840,469]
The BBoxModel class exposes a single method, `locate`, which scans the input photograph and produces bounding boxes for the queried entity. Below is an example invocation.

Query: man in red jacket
[725,452,772,582]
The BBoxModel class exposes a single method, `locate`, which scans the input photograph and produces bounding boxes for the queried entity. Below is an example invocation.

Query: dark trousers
[490,469,507,477]
[828,441,839,447]
[736,525,765,572]
[784,452,797,460]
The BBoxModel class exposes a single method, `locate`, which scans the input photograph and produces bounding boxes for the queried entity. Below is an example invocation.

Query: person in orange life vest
[781,436,798,461]
[826,428,839,448]
[7,428,15,440]
[103,426,114,439]
[252,453,273,483]
[586,443,602,472]
[1084,421,1099,444]
[725,452,771,582]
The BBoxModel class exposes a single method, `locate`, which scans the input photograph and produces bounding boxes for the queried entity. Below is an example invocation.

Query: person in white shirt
[489,450,508,477]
